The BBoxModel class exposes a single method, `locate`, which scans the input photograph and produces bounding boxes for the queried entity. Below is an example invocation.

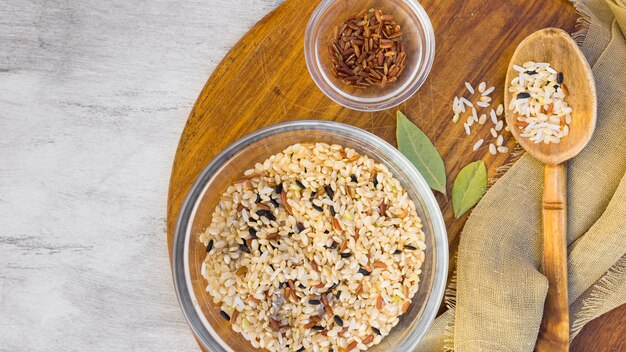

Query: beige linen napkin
[417,0,626,350]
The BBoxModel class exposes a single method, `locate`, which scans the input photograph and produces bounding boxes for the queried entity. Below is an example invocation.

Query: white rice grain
[490,110,498,124]
[473,139,484,151]
[490,128,498,138]
[482,86,495,96]
[496,104,504,116]
[460,97,473,107]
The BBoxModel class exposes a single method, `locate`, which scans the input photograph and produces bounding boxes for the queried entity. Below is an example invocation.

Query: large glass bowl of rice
[172,120,447,352]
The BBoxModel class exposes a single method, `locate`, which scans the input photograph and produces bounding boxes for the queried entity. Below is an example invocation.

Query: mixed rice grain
[199,143,426,352]
[509,62,572,144]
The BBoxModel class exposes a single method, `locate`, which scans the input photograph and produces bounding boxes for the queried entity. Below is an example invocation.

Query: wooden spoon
[504,28,596,351]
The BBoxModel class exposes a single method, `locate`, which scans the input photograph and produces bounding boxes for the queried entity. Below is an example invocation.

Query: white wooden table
[0,1,281,350]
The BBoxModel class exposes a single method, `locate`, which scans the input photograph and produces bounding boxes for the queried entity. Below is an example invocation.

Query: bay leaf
[396,111,447,195]
[452,160,487,218]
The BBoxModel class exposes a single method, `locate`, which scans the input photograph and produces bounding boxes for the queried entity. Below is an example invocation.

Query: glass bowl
[172,121,448,351]
[304,0,435,112]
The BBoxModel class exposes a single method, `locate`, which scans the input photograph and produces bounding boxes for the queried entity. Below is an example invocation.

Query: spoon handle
[536,163,569,351]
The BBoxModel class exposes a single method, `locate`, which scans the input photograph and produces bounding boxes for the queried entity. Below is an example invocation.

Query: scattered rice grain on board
[453,97,460,114]
[482,86,495,96]
[490,128,498,138]
[496,104,504,116]
[473,139,484,151]
[460,97,473,107]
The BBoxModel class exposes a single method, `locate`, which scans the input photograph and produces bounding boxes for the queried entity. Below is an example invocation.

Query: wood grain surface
[165,0,624,350]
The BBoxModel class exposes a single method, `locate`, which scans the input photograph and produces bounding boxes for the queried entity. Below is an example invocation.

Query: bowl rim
[172,120,448,351]
[304,0,436,112]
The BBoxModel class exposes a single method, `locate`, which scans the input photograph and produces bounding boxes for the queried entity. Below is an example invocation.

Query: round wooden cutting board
[166,0,624,350]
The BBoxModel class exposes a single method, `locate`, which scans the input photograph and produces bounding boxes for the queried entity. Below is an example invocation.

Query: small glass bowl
[172,121,448,352]
[304,0,435,111]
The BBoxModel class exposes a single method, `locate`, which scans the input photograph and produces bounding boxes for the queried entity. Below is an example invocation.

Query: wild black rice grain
[358,268,372,276]
[324,186,335,199]
[248,227,258,239]
[256,209,276,221]
[333,315,344,327]
[220,310,231,321]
